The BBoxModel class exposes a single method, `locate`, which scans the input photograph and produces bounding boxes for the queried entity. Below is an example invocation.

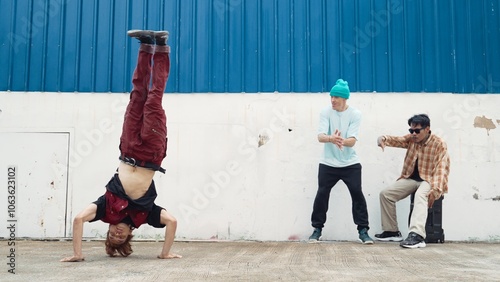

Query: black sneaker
[400,232,426,249]
[154,31,169,46]
[308,228,322,243]
[358,228,374,244]
[374,231,403,242]
[127,30,155,44]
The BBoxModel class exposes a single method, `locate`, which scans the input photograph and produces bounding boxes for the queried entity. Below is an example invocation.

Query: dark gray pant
[311,163,369,231]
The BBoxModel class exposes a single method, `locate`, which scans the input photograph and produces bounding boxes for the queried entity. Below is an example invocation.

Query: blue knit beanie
[329,79,350,99]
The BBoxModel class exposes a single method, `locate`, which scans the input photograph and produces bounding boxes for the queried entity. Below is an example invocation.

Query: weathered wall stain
[473,115,496,135]
[258,134,269,147]
[472,193,500,201]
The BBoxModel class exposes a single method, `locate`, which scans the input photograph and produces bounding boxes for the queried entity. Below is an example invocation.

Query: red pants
[119,44,170,167]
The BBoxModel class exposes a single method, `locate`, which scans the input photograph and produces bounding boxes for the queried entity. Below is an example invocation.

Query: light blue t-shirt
[317,105,361,167]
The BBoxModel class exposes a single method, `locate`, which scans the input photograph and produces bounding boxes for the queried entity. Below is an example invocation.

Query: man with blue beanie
[308,79,374,244]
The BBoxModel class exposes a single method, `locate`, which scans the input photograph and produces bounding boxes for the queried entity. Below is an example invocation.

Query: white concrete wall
[0,91,499,242]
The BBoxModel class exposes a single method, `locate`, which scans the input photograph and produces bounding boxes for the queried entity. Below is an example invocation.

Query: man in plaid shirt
[374,114,450,248]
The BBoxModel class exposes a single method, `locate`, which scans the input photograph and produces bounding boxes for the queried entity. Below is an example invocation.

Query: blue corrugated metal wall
[1,0,499,93]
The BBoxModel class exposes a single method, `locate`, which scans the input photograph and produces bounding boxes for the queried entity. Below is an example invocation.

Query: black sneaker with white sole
[127,30,155,44]
[358,228,374,244]
[127,30,169,45]
[308,228,322,243]
[400,232,426,249]
[374,231,403,242]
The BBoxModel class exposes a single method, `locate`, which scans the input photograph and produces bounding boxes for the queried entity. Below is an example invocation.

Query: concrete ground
[2,239,500,281]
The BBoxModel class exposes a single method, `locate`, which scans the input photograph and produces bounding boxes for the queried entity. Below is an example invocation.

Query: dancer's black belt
[119,155,166,174]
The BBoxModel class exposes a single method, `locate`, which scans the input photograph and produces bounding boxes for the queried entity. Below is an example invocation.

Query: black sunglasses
[408,128,425,134]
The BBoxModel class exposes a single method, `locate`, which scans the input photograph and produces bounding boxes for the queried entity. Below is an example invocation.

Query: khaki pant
[380,179,431,238]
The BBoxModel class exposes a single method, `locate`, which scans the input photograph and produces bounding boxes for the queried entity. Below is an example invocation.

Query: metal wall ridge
[0,0,499,93]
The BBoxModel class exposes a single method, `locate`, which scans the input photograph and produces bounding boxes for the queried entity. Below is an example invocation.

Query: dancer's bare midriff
[118,162,155,200]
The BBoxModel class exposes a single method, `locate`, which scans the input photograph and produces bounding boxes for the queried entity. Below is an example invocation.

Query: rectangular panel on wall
[0,0,14,90]
[309,0,326,93]
[355,0,375,92]
[276,0,292,92]
[325,1,342,91]
[191,0,209,92]
[44,0,64,92]
[8,0,32,91]
[227,0,244,92]
[469,2,489,92]
[421,0,439,92]
[94,0,113,92]
[243,0,259,93]
[111,1,130,93]
[403,0,423,92]
[60,0,79,92]
[163,0,180,93]
[177,0,195,93]
[0,132,69,238]
[437,0,455,93]
[211,0,228,93]
[27,1,47,91]
[260,0,276,93]
[78,0,96,92]
[371,0,390,92]
[0,0,499,93]
[338,0,357,88]
[292,0,310,93]
[388,0,406,92]
[485,0,500,92]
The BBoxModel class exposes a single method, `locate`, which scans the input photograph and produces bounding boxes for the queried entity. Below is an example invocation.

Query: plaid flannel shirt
[384,133,450,198]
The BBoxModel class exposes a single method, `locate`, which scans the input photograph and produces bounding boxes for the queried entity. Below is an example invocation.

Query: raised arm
[60,203,97,262]
[377,134,412,151]
[157,209,182,259]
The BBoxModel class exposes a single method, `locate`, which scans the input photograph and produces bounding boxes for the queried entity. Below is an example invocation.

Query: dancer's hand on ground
[157,253,182,259]
[60,255,85,262]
